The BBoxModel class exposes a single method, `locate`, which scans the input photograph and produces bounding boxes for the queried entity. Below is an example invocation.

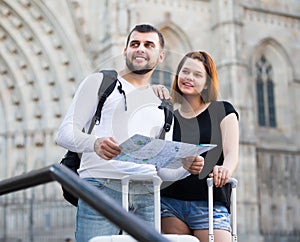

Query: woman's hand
[209,165,230,187]
[94,137,121,160]
[182,156,204,175]
[152,85,170,100]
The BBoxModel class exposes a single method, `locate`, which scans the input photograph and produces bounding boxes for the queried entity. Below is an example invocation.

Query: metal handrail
[0,164,169,242]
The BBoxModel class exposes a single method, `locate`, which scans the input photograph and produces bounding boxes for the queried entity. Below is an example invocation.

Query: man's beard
[126,59,154,75]
[132,68,152,74]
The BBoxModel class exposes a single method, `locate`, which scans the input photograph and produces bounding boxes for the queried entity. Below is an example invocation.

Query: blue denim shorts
[161,196,231,232]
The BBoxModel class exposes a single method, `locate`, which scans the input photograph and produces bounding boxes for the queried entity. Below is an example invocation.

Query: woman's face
[178,57,207,97]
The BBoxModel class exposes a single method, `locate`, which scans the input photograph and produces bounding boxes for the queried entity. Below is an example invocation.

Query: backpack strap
[88,70,118,133]
[158,99,173,139]
[88,70,173,139]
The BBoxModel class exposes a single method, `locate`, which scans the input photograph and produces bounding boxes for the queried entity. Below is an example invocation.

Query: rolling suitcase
[89,174,199,242]
[207,177,238,242]
[121,174,162,232]
[89,234,199,242]
[89,175,238,242]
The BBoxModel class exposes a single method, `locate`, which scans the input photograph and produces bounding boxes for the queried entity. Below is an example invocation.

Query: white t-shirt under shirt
[56,72,189,180]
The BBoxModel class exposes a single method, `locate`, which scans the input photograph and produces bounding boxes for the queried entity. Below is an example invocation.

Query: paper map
[115,134,216,169]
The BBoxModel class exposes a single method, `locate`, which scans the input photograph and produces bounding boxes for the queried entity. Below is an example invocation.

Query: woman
[160,51,239,242]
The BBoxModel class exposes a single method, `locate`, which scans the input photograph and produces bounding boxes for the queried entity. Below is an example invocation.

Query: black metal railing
[0,164,169,242]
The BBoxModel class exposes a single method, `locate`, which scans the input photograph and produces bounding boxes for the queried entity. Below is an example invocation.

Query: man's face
[124,31,165,74]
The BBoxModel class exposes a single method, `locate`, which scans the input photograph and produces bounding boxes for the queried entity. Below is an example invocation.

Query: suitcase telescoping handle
[207,177,238,242]
[121,174,162,233]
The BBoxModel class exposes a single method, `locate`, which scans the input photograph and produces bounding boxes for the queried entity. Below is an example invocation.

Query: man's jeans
[75,177,154,242]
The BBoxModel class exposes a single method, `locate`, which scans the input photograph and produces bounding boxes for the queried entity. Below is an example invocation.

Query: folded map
[114,134,216,170]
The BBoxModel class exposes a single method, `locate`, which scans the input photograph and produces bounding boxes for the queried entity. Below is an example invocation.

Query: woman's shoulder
[210,101,239,119]
[211,100,234,107]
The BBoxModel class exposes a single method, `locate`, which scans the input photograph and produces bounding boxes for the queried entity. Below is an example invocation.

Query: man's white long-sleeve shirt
[56,72,189,180]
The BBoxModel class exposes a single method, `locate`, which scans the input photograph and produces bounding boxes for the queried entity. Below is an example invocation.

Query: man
[56,24,169,241]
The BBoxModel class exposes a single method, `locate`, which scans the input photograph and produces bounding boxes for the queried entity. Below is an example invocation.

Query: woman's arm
[210,113,239,187]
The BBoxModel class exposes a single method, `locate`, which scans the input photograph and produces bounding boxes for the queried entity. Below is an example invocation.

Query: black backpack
[60,70,173,206]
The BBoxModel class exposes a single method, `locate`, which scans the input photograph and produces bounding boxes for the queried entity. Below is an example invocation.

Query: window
[255,55,277,127]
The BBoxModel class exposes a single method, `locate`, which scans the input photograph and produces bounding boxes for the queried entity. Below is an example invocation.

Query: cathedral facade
[0,0,299,241]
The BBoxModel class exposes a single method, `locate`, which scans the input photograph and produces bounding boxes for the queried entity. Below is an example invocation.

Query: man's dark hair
[125,24,165,49]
